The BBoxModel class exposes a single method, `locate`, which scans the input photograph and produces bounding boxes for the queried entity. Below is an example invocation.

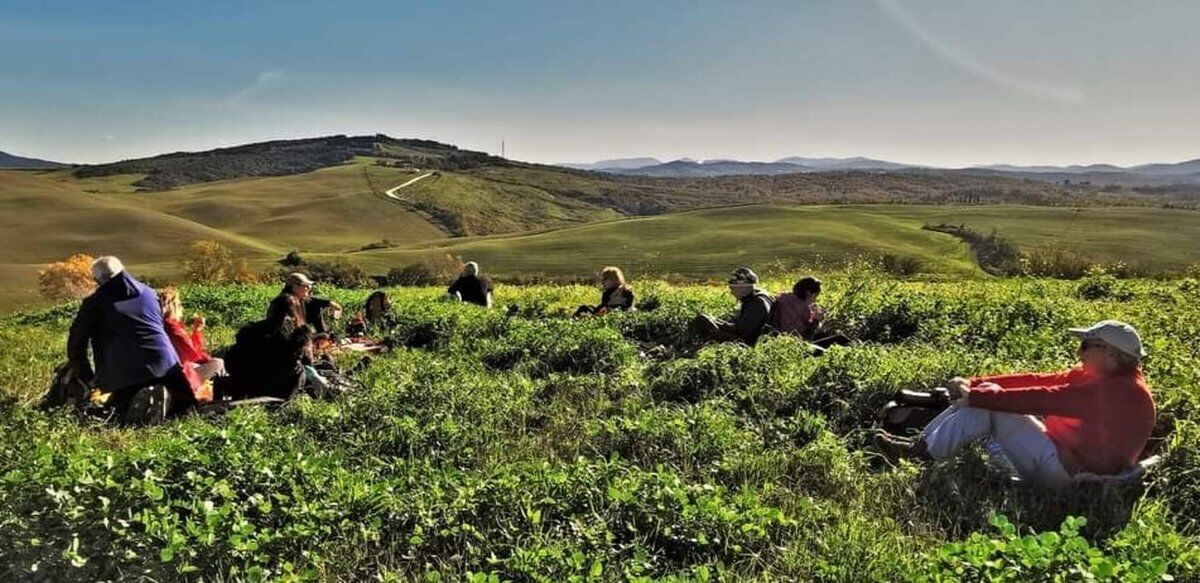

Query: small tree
[184,241,257,284]
[280,250,305,267]
[385,252,463,286]
[38,254,96,301]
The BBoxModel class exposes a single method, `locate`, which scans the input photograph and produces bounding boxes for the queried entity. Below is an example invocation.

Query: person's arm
[310,296,337,312]
[67,300,96,385]
[622,289,635,310]
[808,304,824,335]
[967,378,1094,417]
[447,278,462,300]
[734,296,771,342]
[168,321,207,363]
[485,292,493,309]
[970,368,1079,389]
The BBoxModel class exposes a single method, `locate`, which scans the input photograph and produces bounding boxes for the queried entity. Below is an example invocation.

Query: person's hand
[947,376,971,399]
[191,313,205,331]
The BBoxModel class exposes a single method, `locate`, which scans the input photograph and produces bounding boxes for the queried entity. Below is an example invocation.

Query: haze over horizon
[3,1,1199,168]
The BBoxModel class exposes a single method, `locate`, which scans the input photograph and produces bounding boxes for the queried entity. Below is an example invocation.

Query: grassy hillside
[0,170,281,309]
[2,277,1198,579]
[4,140,1199,311]
[352,204,1200,279]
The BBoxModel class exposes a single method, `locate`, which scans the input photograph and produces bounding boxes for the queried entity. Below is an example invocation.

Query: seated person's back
[770,277,824,339]
[448,262,492,307]
[68,258,180,393]
[221,297,310,400]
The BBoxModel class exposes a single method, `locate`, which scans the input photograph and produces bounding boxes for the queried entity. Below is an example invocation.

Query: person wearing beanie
[691,267,775,345]
[875,320,1156,487]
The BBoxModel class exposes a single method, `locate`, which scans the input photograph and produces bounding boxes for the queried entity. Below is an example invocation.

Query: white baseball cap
[1069,320,1146,359]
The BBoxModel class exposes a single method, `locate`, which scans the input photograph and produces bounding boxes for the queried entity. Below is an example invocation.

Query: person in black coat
[447,262,493,308]
[219,294,311,401]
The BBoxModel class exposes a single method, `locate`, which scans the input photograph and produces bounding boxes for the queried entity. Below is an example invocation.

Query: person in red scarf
[876,320,1155,488]
[158,287,224,403]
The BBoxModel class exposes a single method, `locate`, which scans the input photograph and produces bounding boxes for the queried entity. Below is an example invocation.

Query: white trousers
[923,405,1072,488]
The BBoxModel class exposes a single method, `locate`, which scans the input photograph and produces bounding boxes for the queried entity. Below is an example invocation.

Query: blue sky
[2,1,1199,166]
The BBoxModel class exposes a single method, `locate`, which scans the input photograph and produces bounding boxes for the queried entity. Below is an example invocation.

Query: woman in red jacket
[876,320,1155,488]
[158,288,224,403]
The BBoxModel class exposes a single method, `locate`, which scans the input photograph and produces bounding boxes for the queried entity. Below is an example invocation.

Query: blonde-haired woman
[158,287,224,403]
[574,266,635,317]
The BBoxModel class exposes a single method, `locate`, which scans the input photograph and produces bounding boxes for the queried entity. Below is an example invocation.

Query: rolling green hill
[3,134,1199,310]
[350,204,1200,279]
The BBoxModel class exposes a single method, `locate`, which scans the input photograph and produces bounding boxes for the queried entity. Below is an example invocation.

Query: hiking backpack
[877,388,952,437]
[40,362,90,411]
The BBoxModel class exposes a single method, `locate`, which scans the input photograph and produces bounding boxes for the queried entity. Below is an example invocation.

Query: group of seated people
[690,266,845,348]
[443,261,636,317]
[67,258,345,417]
[65,256,1156,487]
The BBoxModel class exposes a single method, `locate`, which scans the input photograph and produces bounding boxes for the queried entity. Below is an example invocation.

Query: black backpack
[877,388,952,437]
[40,362,90,411]
[364,291,392,327]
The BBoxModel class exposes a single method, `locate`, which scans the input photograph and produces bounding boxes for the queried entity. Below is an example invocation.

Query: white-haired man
[876,320,1156,487]
[67,256,193,417]
[447,261,493,308]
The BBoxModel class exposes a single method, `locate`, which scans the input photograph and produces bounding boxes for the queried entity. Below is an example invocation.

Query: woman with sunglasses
[875,320,1155,488]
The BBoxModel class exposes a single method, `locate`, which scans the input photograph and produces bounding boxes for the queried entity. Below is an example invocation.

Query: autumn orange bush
[183,241,258,284]
[37,254,96,300]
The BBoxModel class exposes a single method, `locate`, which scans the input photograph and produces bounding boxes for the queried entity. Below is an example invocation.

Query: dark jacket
[600,286,635,311]
[269,291,333,334]
[448,275,492,307]
[723,289,774,345]
[67,271,179,391]
[221,316,308,400]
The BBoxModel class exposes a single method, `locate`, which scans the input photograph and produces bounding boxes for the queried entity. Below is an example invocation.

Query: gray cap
[1070,320,1145,359]
[285,272,314,287]
[727,267,759,285]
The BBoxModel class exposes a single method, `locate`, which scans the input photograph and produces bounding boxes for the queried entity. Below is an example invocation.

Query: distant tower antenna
[501,137,506,159]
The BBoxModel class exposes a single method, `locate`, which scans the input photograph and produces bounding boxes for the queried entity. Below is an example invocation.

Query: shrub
[1022,245,1094,279]
[296,259,374,289]
[1077,267,1134,301]
[922,514,1172,582]
[37,253,95,300]
[279,250,304,267]
[878,253,924,276]
[385,252,462,286]
[184,240,257,284]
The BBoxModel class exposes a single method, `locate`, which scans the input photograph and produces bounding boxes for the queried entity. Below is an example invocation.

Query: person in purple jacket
[67,256,194,418]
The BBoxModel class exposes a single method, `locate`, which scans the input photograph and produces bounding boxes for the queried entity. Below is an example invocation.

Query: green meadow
[351,204,1200,279]
[2,275,1198,579]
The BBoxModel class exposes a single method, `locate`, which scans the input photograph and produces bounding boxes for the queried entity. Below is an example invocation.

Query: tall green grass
[1,273,1198,580]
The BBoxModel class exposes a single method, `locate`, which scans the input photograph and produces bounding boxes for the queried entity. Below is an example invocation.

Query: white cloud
[877,0,1086,105]
[227,69,285,105]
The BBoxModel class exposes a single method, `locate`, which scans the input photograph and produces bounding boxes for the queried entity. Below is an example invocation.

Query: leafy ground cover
[1,272,1199,580]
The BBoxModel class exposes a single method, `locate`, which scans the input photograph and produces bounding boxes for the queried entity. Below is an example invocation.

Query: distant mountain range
[562,155,1200,185]
[0,150,64,169]
[563,156,921,177]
